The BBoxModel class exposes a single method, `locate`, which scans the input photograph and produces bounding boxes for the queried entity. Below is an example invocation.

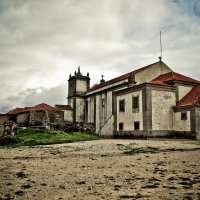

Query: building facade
[67,60,200,139]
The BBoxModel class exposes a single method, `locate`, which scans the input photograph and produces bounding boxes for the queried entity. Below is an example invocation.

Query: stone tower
[68,67,90,122]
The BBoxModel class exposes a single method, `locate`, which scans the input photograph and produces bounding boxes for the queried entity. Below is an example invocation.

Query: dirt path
[0,139,200,200]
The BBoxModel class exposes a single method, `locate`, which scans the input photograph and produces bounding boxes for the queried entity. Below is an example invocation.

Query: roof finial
[77,66,82,76]
[100,75,105,83]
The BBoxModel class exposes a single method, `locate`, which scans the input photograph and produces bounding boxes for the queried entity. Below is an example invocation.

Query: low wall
[113,130,196,139]
[113,131,148,139]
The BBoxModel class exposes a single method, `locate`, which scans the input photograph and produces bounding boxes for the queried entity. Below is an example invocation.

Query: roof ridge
[88,61,163,92]
[171,71,175,80]
[151,71,200,86]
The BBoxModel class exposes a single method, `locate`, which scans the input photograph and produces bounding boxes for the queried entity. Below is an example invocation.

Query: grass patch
[16,171,28,179]
[124,146,200,155]
[124,146,159,155]
[120,193,143,199]
[0,128,102,148]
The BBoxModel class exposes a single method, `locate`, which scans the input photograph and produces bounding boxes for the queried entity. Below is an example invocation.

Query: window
[132,96,139,109]
[119,122,123,131]
[119,100,125,112]
[102,98,105,107]
[134,121,140,130]
[181,112,187,120]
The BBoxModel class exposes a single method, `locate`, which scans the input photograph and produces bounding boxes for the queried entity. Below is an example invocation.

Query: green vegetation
[124,146,200,155]
[16,171,28,179]
[0,128,102,148]
[124,146,159,154]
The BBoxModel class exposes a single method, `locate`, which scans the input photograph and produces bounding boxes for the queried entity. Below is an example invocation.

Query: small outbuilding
[1,103,64,129]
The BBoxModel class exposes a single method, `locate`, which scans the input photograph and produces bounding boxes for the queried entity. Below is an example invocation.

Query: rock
[1,120,17,143]
[49,121,94,132]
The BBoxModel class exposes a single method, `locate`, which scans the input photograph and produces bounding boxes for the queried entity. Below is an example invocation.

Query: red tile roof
[88,61,162,92]
[30,103,58,111]
[7,108,29,115]
[6,103,58,115]
[176,85,200,107]
[151,72,200,86]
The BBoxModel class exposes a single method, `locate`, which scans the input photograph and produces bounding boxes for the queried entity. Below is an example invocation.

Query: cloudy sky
[0,0,200,113]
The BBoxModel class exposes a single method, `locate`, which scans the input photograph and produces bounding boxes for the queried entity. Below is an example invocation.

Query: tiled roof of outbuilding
[176,85,200,107]
[30,103,58,111]
[7,108,28,115]
[151,72,200,86]
[6,103,58,115]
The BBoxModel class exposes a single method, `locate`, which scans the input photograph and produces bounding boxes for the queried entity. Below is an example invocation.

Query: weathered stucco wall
[64,110,73,122]
[87,91,114,136]
[102,91,114,136]
[117,90,143,131]
[68,98,73,109]
[177,85,193,101]
[87,96,95,123]
[135,62,172,84]
[95,94,100,132]
[152,90,176,130]
[68,80,76,97]
[174,111,190,131]
[17,113,29,125]
[75,98,85,122]
[76,80,87,92]
[97,91,114,136]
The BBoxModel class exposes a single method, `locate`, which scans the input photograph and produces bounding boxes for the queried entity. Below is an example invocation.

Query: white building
[67,60,200,139]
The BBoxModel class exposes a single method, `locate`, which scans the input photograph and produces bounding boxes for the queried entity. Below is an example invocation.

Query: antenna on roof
[159,30,162,61]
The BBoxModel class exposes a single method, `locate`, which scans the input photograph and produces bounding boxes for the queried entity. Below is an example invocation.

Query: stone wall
[48,110,64,124]
[0,115,9,135]
[29,110,64,126]
[17,113,29,126]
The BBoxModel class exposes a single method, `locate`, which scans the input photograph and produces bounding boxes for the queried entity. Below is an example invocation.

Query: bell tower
[68,67,90,122]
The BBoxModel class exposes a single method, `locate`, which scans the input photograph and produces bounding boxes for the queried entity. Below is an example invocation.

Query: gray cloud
[0,0,200,113]
[0,84,66,113]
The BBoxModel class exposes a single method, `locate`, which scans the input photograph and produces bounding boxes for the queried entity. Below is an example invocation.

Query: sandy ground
[0,139,200,200]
